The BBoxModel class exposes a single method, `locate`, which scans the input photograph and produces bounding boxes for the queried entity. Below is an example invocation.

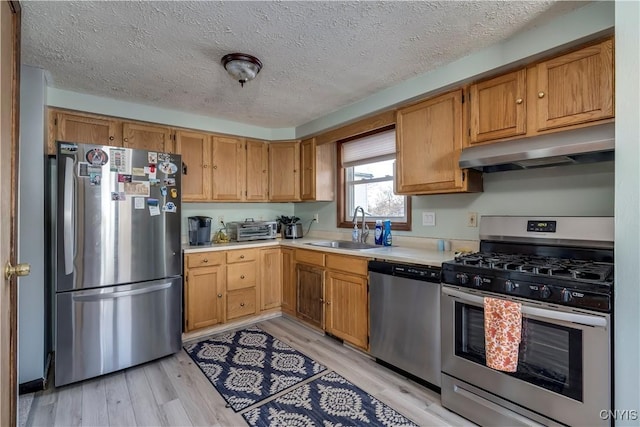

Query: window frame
[336,126,412,231]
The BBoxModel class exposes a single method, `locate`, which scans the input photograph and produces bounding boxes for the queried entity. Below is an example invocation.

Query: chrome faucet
[352,206,370,243]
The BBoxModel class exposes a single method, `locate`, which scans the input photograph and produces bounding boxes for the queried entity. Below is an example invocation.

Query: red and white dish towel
[484,297,522,372]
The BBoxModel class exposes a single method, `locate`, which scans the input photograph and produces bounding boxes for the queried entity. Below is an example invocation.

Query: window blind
[341,129,396,167]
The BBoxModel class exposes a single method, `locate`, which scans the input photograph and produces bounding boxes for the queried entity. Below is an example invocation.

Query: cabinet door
[211,136,245,201]
[281,249,295,315]
[396,90,465,194]
[269,141,301,201]
[246,139,269,201]
[300,138,316,200]
[54,112,120,153]
[326,271,368,350]
[296,263,324,329]
[122,122,173,153]
[184,265,224,331]
[470,69,526,144]
[260,248,282,311]
[536,38,614,131]
[176,130,212,201]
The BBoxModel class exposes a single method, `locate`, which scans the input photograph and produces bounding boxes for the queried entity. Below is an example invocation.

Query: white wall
[18,66,47,384]
[614,0,640,421]
[295,162,615,240]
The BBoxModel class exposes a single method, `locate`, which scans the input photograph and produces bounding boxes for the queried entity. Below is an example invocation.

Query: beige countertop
[183,237,457,267]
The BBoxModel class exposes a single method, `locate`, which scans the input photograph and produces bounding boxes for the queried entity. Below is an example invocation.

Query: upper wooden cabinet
[269,141,301,201]
[300,138,335,201]
[246,139,269,201]
[468,38,614,146]
[50,111,121,153]
[535,38,614,131]
[211,136,245,201]
[176,130,211,202]
[469,69,527,144]
[396,89,482,195]
[122,122,173,153]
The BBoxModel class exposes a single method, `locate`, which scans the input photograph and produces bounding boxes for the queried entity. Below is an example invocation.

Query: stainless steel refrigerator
[54,141,182,387]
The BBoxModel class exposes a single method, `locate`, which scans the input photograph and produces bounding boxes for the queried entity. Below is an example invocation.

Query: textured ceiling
[21,1,589,128]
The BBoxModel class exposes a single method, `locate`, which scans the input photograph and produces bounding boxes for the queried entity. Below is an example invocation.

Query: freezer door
[56,142,182,291]
[55,277,182,386]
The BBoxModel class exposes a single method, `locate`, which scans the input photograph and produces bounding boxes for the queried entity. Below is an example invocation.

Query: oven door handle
[442,287,608,328]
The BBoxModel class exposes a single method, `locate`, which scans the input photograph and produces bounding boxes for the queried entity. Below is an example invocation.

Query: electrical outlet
[218,215,224,225]
[313,213,319,224]
[467,212,478,227]
[422,211,436,226]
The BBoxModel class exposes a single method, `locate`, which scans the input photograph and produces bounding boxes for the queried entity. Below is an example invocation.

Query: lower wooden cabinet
[281,248,296,315]
[325,271,368,350]
[184,258,224,332]
[260,248,282,311]
[296,263,325,330]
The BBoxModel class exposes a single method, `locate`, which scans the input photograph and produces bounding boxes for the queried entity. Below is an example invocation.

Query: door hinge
[54,118,58,125]
[367,335,370,344]
[462,171,466,181]
[461,94,464,103]
[468,128,471,137]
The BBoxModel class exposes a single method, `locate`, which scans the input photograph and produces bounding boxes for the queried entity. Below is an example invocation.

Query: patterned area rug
[242,371,420,427]
[184,326,327,411]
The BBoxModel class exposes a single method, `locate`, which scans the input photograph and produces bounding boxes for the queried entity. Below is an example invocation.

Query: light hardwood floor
[23,316,474,426]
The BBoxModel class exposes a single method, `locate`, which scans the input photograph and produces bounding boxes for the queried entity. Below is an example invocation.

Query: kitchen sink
[306,240,379,250]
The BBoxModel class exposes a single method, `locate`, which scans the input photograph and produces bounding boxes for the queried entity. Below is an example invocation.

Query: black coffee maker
[188,216,212,245]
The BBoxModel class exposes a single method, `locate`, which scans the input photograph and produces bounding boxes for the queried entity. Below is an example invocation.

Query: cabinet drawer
[227,262,257,290]
[227,248,257,264]
[227,288,257,320]
[295,249,325,267]
[326,254,369,276]
[186,252,225,268]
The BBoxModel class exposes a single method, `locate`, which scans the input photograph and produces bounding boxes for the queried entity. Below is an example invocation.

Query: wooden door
[281,248,295,315]
[259,248,282,310]
[325,271,368,350]
[176,130,211,201]
[469,69,526,144]
[0,2,20,424]
[300,138,316,200]
[536,38,614,131]
[295,263,324,329]
[122,122,173,153]
[184,265,224,331]
[396,90,465,194]
[211,136,245,201]
[269,141,300,201]
[54,112,120,153]
[245,139,268,201]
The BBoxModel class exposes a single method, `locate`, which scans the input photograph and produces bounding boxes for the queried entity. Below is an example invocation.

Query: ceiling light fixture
[221,53,263,87]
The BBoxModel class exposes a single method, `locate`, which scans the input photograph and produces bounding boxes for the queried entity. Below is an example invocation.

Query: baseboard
[19,352,53,395]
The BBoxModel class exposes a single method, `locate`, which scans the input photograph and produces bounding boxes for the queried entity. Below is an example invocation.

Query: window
[337,126,411,230]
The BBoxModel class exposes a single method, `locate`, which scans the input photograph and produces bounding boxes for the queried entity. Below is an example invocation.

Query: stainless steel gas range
[440,216,613,427]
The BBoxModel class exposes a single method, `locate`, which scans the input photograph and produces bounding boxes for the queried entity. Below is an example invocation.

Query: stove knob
[472,275,483,287]
[504,280,515,292]
[539,285,551,299]
[561,288,573,303]
[457,273,469,285]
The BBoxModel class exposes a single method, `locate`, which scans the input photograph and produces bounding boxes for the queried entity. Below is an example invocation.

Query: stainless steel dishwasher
[369,260,441,388]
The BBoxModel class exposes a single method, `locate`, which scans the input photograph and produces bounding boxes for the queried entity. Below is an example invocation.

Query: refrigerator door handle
[72,282,173,301]
[63,157,75,275]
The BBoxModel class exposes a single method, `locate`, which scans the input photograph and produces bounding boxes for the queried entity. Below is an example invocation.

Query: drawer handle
[515,98,523,104]
[538,91,545,99]
[326,301,331,306]
[109,136,114,141]
[203,258,208,263]
[240,275,245,279]
[240,255,245,259]
[240,302,245,307]
[217,293,222,298]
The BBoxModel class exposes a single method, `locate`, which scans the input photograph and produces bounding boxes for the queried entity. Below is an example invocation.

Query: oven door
[441,285,611,427]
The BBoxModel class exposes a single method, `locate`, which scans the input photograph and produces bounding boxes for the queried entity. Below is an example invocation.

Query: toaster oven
[226,220,278,241]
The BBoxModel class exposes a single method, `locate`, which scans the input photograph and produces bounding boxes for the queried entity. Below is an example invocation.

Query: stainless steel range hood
[459,123,614,173]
